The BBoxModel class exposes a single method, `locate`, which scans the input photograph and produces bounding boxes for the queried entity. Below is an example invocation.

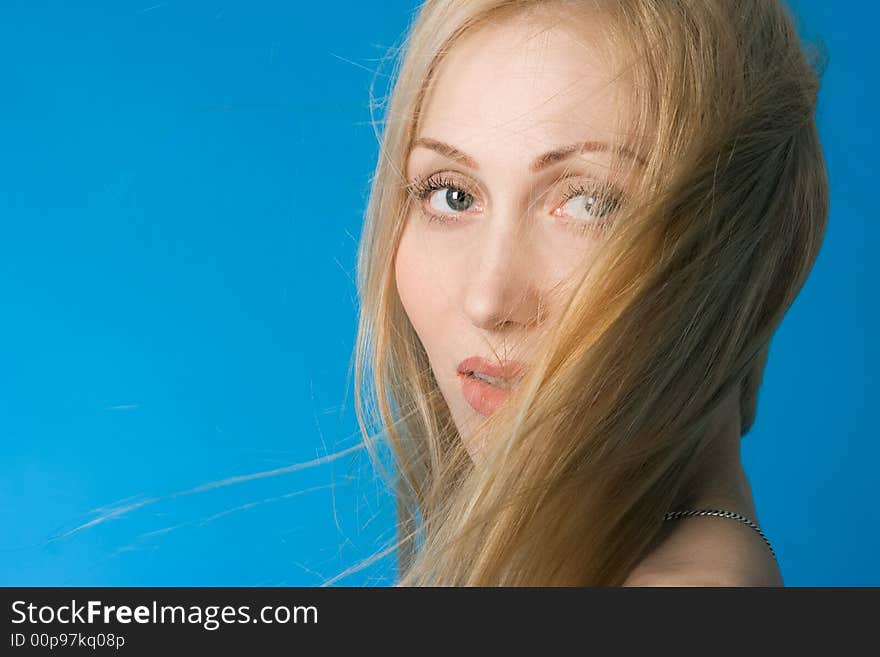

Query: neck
[687,389,757,519]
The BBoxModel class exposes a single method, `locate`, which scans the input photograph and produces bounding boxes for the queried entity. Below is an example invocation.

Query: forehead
[415,11,634,165]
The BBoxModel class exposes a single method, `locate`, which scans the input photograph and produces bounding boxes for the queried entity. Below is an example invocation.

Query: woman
[352,0,828,586]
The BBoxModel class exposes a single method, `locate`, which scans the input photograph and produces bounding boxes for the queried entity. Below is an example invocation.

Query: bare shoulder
[623,513,784,587]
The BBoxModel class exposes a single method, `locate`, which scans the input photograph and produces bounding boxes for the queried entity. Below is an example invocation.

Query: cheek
[395,224,473,444]
[531,233,600,309]
[538,225,602,279]
[394,222,449,347]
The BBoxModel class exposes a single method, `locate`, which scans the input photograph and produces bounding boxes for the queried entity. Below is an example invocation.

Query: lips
[456,356,525,416]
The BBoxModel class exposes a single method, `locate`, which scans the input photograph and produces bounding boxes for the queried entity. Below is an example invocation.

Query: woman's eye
[555,188,622,222]
[428,187,475,213]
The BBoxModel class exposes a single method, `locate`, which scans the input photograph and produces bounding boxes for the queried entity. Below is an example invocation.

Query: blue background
[1,0,876,586]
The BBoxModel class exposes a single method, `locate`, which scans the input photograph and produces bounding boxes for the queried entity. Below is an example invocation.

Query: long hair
[353,0,828,585]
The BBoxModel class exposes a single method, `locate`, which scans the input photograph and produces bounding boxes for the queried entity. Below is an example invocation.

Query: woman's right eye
[428,187,475,213]
[408,173,481,222]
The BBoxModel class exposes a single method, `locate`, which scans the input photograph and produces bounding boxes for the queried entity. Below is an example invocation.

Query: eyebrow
[411,137,645,172]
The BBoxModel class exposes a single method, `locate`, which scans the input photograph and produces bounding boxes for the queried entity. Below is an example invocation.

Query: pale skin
[394,12,783,586]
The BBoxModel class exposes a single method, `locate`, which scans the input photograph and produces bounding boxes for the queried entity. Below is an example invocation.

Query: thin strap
[665,508,777,562]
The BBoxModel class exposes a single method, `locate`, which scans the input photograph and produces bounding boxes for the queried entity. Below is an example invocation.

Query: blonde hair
[352,0,828,585]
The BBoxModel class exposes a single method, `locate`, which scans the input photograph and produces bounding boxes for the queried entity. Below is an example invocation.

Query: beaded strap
[665,508,777,562]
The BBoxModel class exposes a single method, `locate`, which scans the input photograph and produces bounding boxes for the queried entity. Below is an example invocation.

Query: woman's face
[395,13,639,458]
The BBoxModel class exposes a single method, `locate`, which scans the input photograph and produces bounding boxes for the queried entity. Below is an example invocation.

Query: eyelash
[407,174,472,221]
[406,172,624,235]
[558,181,623,233]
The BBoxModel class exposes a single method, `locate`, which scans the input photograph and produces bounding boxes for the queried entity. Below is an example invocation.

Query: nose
[462,215,545,332]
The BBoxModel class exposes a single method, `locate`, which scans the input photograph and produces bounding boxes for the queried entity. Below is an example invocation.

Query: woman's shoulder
[623,508,784,587]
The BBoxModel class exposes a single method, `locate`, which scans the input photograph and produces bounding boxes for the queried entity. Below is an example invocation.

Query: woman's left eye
[553,184,623,224]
